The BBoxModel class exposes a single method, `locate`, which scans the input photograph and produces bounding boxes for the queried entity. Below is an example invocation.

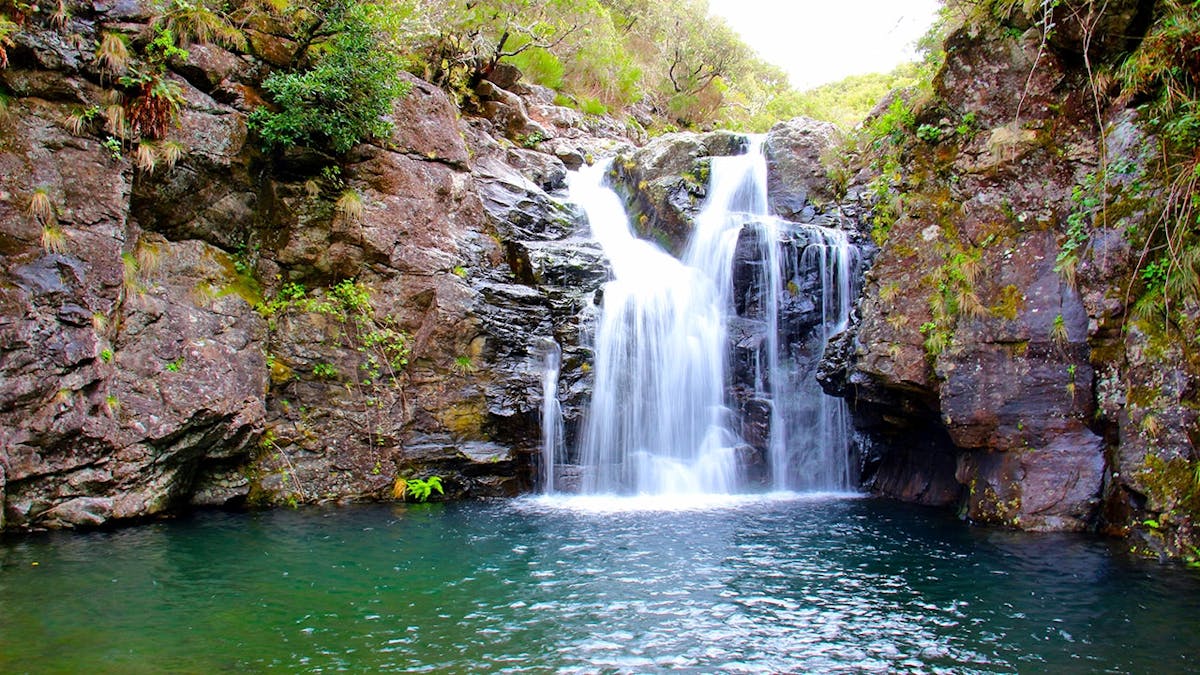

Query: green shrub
[249,1,410,153]
[507,46,564,89]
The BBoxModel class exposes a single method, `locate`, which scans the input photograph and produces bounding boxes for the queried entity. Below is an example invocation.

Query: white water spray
[774,226,857,490]
[562,140,858,496]
[569,162,740,495]
[538,338,564,493]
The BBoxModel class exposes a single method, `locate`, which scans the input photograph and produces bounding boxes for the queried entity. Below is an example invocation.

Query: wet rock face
[461,117,608,464]
[0,7,611,528]
[604,123,857,480]
[829,7,1196,539]
[859,426,962,507]
[0,10,276,528]
[728,225,833,380]
[222,61,616,505]
[609,131,747,255]
[834,20,1108,530]
[0,82,267,528]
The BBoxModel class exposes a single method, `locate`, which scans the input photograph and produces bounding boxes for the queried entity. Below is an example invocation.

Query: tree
[413,0,605,91]
[248,0,414,153]
[593,0,749,126]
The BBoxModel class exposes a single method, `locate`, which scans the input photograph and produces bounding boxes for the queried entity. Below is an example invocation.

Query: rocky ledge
[0,2,623,529]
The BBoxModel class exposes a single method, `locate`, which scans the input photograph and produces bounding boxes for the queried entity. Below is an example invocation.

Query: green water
[1,495,1197,673]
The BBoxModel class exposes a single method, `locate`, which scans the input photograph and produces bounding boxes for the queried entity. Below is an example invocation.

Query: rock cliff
[0,0,621,529]
[1,0,1195,566]
[824,0,1198,558]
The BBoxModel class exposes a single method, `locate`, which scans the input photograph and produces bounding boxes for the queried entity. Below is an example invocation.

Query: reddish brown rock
[0,12,584,528]
[385,72,471,167]
[838,17,1119,532]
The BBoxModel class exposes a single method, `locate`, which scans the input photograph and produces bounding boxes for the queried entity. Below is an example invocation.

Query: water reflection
[0,498,1197,672]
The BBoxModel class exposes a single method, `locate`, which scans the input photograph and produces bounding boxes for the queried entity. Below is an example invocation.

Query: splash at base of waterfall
[519,490,864,514]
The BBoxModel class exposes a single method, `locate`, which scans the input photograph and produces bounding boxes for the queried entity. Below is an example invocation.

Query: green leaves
[395,475,444,502]
[249,0,411,153]
[0,13,18,69]
[1054,171,1102,285]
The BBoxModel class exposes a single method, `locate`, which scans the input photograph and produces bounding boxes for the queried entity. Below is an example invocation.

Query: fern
[394,475,444,502]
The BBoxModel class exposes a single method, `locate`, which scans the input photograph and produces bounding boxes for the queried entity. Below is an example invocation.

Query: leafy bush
[249,0,411,153]
[410,0,789,129]
[507,46,565,90]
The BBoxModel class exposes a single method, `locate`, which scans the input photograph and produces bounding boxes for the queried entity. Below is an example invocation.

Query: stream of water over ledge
[559,138,859,496]
[2,498,1197,672]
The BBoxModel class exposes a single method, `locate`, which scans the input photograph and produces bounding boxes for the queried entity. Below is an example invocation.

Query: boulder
[609,130,747,255]
[475,80,552,145]
[387,72,472,167]
[764,118,842,219]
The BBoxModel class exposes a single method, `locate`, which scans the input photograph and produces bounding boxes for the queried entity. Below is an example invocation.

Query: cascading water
[772,226,858,490]
[686,138,857,490]
[569,162,740,495]
[562,139,858,496]
[538,338,564,493]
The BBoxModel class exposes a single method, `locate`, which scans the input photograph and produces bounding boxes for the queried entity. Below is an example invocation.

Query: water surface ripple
[1,497,1197,673]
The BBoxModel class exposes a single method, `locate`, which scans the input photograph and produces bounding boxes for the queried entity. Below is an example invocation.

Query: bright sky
[707,0,942,90]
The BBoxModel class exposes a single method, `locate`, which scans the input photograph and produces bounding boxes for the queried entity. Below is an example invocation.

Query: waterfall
[538,338,564,493]
[772,225,858,490]
[570,162,740,495]
[565,140,858,496]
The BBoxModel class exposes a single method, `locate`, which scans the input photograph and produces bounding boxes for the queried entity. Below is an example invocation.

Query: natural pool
[1,495,1197,673]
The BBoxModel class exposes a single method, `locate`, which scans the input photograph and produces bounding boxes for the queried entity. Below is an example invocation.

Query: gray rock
[609,131,746,255]
[764,118,842,219]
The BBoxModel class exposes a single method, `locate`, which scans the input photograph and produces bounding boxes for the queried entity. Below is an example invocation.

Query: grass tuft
[28,188,55,224]
[41,225,67,254]
[335,189,365,221]
[95,32,130,75]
